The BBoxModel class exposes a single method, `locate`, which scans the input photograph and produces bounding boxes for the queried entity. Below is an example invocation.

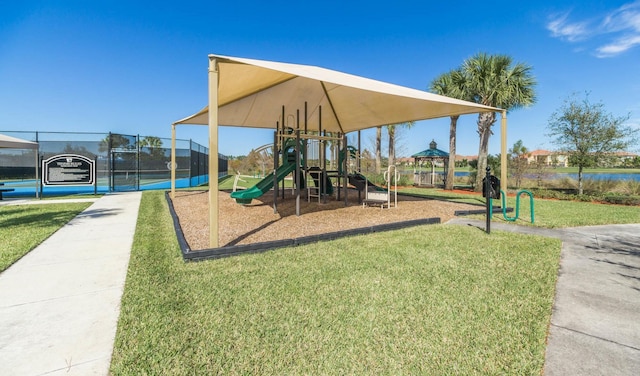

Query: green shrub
[518,175,640,206]
[601,194,640,206]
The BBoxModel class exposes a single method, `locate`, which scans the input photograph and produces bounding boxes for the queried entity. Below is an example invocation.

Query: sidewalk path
[0,192,142,376]
[448,219,640,375]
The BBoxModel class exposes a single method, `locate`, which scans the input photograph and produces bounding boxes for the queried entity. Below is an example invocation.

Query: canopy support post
[208,57,220,248]
[295,109,301,216]
[500,110,507,193]
[343,133,348,206]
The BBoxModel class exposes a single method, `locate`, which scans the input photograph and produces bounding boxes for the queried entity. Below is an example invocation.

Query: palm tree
[387,121,415,167]
[138,135,165,160]
[429,69,467,190]
[138,136,163,149]
[98,133,133,153]
[461,53,536,190]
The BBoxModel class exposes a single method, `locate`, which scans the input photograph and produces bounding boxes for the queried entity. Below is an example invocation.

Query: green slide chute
[230,161,297,204]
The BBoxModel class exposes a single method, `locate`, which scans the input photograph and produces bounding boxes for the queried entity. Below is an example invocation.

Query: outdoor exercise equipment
[362,165,399,209]
[232,171,248,192]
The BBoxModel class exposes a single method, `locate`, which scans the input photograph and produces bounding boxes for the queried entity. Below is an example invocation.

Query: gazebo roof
[411,139,449,159]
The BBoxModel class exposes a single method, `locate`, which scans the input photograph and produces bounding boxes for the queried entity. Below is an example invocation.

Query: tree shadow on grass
[0,206,103,229]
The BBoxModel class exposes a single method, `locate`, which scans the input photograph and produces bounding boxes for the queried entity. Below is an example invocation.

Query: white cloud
[547,1,640,57]
[547,13,591,42]
[601,1,640,33]
[596,34,640,57]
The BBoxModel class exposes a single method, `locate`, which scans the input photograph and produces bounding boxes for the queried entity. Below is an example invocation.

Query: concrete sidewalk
[0,192,142,375]
[448,219,640,375]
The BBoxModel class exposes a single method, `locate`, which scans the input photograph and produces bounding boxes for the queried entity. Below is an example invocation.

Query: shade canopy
[0,133,38,149]
[174,54,500,132]
[172,54,509,249]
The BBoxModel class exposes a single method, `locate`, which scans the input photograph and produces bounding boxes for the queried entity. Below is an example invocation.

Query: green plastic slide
[230,161,297,204]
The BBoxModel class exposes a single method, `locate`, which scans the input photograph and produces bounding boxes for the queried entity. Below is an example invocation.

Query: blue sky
[1,0,639,158]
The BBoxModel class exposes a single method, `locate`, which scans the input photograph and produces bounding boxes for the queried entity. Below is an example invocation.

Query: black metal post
[485,166,491,234]
[39,155,43,199]
[94,156,98,195]
[136,134,140,191]
[273,124,278,214]
[108,132,113,192]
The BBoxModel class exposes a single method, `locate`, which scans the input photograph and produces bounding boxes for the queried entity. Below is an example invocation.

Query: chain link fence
[0,131,226,197]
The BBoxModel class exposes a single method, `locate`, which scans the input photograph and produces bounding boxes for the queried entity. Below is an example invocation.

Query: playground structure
[229,103,393,215]
[171,54,507,248]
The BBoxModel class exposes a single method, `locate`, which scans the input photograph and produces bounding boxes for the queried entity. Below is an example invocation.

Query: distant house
[526,149,569,167]
[455,154,477,163]
[608,151,638,166]
[395,157,414,166]
[525,149,638,167]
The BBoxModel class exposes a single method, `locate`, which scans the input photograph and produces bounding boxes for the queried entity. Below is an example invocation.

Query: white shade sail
[174,54,501,132]
[0,133,38,149]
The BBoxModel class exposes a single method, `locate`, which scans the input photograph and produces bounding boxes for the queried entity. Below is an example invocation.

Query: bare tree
[508,140,530,188]
[375,126,382,173]
[387,121,415,167]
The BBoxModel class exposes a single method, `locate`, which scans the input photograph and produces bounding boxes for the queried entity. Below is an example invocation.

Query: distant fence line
[0,131,226,197]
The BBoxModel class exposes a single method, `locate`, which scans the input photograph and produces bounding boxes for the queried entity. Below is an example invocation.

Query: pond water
[409,171,640,182]
[548,173,640,182]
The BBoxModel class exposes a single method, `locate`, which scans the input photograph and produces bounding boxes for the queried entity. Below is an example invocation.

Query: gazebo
[0,133,39,198]
[411,139,448,187]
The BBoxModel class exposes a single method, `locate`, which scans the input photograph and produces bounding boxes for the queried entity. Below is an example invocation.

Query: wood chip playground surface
[170,189,482,251]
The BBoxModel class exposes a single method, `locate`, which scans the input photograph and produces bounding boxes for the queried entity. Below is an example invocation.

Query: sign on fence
[42,154,96,186]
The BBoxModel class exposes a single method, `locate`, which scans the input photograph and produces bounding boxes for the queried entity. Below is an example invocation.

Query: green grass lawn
[111,191,561,374]
[5,185,634,373]
[400,187,486,205]
[494,195,640,227]
[0,202,92,271]
[400,187,640,227]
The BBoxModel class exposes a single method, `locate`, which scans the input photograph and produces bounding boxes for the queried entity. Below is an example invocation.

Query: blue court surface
[0,176,203,197]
